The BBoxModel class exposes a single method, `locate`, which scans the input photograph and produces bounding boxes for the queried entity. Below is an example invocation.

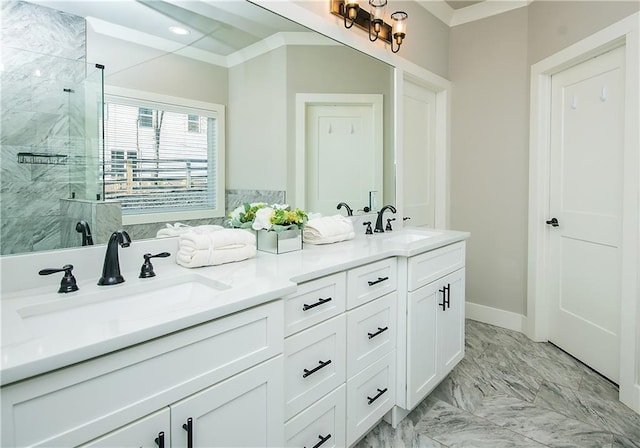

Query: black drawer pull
[368,276,389,286]
[303,359,332,378]
[303,297,332,311]
[367,387,388,405]
[155,431,165,448]
[182,417,193,448]
[368,326,389,339]
[438,284,450,311]
[305,433,332,448]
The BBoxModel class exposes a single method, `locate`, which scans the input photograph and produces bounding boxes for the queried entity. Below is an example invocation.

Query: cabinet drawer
[285,272,346,336]
[346,351,396,447]
[408,242,465,291]
[79,408,169,448]
[284,315,346,419]
[1,301,283,448]
[284,385,346,448]
[347,258,397,310]
[346,292,397,378]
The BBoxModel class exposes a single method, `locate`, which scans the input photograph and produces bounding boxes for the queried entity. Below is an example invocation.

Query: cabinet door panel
[438,270,465,373]
[406,283,438,410]
[79,408,169,448]
[170,356,283,448]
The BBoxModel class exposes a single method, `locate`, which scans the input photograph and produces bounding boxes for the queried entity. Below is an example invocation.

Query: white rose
[252,207,274,230]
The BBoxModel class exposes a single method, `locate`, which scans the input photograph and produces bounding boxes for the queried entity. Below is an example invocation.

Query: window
[138,108,153,127]
[188,114,201,133]
[102,88,225,225]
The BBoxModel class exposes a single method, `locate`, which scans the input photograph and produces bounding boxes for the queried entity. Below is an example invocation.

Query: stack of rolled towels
[303,215,355,245]
[177,226,257,268]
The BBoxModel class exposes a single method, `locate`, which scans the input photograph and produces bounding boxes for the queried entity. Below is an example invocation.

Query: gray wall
[227,47,288,191]
[450,6,530,315]
[88,29,229,106]
[449,1,639,316]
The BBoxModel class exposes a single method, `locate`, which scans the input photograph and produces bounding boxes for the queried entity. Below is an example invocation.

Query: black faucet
[98,230,131,286]
[336,202,353,216]
[75,220,94,246]
[374,205,397,233]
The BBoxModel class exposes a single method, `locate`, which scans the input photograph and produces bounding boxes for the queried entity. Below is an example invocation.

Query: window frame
[103,86,225,225]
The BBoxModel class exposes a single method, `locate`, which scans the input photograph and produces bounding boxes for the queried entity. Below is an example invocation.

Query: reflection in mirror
[0,0,394,255]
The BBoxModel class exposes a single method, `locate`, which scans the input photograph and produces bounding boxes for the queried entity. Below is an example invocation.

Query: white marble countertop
[0,227,469,386]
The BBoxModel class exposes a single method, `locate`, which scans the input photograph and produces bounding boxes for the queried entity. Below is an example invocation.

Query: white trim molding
[466,301,527,333]
[527,12,640,413]
[295,94,384,212]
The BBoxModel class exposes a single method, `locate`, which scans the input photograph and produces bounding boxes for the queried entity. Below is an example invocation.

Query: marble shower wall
[123,189,287,240]
[0,0,87,255]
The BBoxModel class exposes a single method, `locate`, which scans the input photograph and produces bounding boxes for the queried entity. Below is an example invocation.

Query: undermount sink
[383,228,443,244]
[17,274,230,334]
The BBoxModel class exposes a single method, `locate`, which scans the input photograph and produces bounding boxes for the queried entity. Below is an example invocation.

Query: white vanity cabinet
[344,258,397,446]
[1,300,284,448]
[283,258,398,448]
[404,242,466,410]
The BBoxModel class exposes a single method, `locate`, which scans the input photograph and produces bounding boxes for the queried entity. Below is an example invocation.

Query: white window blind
[102,96,219,218]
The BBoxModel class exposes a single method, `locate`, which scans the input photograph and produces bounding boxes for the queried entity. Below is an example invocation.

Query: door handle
[546,218,559,227]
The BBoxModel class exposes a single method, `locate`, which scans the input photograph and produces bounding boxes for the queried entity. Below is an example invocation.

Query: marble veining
[355,320,639,448]
[1,0,87,255]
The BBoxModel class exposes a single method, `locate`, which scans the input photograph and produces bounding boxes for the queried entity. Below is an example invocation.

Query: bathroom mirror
[0,0,394,255]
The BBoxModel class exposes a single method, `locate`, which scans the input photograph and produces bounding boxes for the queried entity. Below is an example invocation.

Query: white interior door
[306,103,381,216]
[548,46,625,383]
[402,80,436,227]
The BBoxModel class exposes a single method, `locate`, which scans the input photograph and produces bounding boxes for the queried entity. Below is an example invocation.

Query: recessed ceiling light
[169,26,190,36]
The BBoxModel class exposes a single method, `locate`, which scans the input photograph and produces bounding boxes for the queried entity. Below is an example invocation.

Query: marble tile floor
[355,319,640,448]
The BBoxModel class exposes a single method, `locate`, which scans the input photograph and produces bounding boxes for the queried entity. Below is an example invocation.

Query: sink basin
[17,274,230,334]
[383,229,443,244]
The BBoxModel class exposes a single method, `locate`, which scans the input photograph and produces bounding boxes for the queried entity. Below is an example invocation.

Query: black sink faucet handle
[39,264,79,293]
[139,252,171,278]
[386,218,396,231]
[363,221,373,235]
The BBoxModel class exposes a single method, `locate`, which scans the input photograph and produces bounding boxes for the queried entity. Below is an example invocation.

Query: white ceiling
[29,0,312,59]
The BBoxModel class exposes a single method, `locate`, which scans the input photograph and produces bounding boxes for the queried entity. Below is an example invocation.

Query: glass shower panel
[0,48,104,254]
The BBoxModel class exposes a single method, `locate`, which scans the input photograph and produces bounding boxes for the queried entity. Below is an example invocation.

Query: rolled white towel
[303,215,355,245]
[177,244,256,268]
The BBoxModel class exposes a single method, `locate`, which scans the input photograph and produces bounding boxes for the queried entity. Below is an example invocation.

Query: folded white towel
[177,244,256,268]
[177,228,257,268]
[303,215,355,245]
[156,222,192,238]
[179,228,254,250]
[156,223,224,238]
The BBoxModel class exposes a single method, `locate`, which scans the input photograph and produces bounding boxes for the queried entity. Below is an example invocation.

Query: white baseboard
[465,301,527,334]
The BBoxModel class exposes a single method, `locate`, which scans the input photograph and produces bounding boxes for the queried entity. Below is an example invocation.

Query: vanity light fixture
[343,0,360,28]
[390,11,407,53]
[330,0,407,53]
[368,0,387,42]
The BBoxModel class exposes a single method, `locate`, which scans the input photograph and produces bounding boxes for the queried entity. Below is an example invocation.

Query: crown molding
[416,0,534,27]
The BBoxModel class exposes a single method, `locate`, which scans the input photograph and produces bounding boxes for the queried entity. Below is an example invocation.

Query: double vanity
[0,227,469,447]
